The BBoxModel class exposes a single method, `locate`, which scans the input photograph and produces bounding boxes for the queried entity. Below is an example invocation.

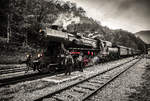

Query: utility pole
[24,0,28,47]
[7,0,11,43]
[7,0,10,43]
[7,14,10,43]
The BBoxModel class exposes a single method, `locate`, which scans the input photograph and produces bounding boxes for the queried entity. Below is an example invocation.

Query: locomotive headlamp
[26,54,32,58]
[26,54,29,57]
[38,53,42,57]
[39,29,42,33]
[38,53,41,57]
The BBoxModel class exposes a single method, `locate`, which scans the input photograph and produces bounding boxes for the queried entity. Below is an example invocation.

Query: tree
[0,0,10,37]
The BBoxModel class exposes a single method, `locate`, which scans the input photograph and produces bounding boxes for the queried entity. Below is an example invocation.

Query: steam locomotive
[29,25,141,73]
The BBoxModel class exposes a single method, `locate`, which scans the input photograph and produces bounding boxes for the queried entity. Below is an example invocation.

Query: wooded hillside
[0,0,146,52]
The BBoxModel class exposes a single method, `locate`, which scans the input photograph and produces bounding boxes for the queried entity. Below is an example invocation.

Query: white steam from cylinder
[53,12,80,30]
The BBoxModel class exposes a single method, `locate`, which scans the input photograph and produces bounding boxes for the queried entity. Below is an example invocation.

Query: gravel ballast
[89,58,150,101]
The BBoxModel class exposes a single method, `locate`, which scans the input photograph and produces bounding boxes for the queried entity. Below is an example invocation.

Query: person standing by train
[64,52,74,75]
[77,53,84,72]
[25,54,32,73]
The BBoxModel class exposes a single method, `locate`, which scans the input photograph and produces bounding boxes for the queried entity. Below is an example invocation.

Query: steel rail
[34,58,138,101]
[0,72,55,87]
[0,57,133,87]
[82,58,141,101]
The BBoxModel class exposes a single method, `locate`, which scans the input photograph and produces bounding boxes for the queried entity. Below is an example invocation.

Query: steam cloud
[53,12,80,30]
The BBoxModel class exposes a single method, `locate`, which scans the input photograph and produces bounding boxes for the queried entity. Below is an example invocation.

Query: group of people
[24,50,84,75]
[64,52,84,75]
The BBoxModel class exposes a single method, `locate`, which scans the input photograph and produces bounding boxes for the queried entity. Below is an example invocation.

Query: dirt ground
[128,61,150,101]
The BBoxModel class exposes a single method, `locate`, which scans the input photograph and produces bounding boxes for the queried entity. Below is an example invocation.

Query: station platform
[42,72,82,83]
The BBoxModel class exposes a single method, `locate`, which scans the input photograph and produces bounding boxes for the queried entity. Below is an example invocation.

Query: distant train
[29,25,141,73]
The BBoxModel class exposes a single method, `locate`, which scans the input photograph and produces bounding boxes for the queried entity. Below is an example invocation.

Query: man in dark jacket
[64,53,74,75]
[77,53,84,72]
[25,54,32,73]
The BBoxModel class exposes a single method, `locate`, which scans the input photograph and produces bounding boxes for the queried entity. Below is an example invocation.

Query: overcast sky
[63,0,150,33]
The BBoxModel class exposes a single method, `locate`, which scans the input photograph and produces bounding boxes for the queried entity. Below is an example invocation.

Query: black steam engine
[29,26,141,73]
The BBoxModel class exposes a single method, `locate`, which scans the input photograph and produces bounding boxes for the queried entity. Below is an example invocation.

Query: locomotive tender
[30,26,141,73]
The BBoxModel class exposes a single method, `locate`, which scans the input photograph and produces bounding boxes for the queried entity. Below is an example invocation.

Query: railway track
[0,57,128,76]
[0,67,27,75]
[0,71,57,87]
[0,57,133,87]
[0,64,28,75]
[34,58,141,101]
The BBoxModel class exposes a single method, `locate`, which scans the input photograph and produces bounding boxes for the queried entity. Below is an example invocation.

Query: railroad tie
[77,84,96,90]
[53,95,69,101]
[85,82,100,87]
[89,80,105,84]
[73,87,89,93]
[66,91,83,99]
